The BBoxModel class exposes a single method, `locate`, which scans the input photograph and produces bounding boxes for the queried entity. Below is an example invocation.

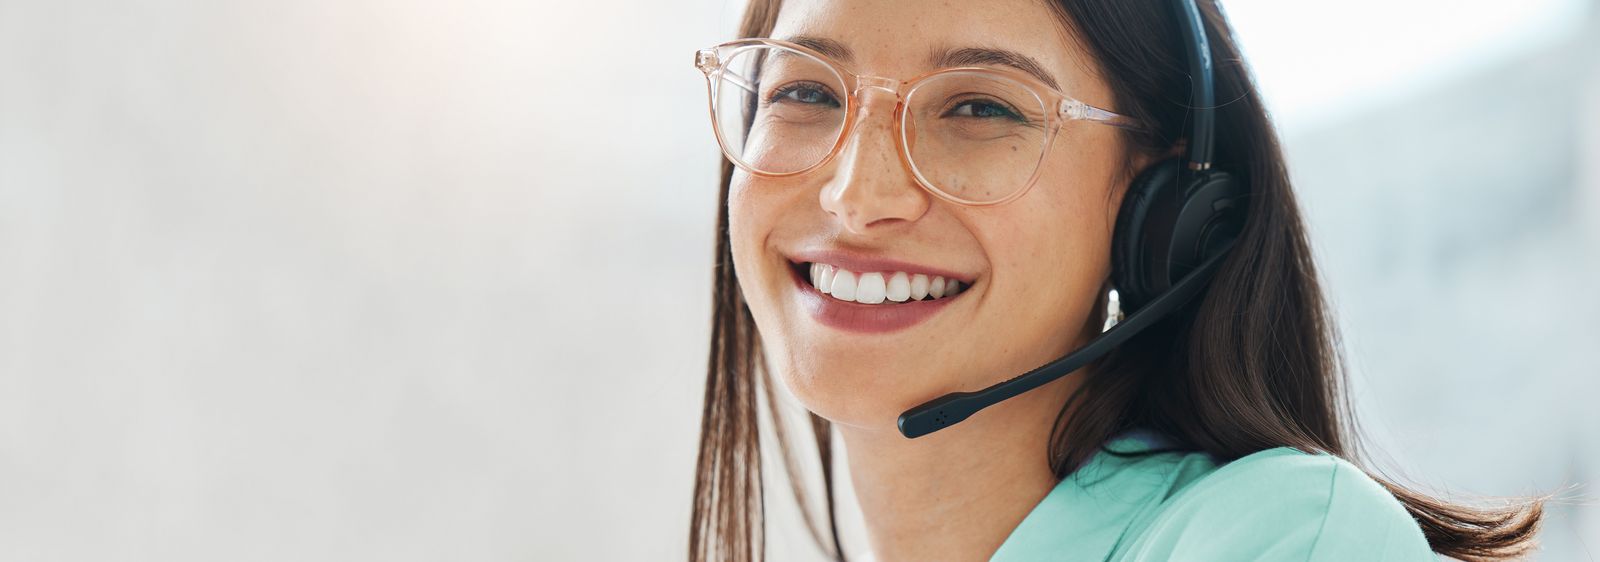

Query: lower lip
[788,262,964,334]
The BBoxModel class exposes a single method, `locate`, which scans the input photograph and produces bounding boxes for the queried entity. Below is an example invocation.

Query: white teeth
[831,269,858,300]
[886,272,910,302]
[910,274,929,300]
[856,273,887,304]
[806,262,967,305]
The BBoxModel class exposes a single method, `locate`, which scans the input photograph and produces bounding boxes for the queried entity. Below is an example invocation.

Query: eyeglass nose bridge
[851,74,902,97]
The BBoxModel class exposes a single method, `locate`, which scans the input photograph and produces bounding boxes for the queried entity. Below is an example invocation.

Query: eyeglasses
[694,38,1141,206]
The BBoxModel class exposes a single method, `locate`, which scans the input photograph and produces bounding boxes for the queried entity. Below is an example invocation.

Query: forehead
[770,0,1102,94]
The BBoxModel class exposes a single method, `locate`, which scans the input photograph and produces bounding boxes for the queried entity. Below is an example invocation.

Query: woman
[687,0,1547,560]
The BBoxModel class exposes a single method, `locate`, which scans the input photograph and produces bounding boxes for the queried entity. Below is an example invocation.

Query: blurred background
[1,0,1596,560]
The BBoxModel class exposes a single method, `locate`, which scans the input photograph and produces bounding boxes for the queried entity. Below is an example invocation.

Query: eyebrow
[780,35,1062,91]
[786,35,854,63]
[933,47,1061,91]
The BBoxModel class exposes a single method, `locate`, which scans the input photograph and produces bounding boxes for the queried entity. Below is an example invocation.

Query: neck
[837,374,1081,562]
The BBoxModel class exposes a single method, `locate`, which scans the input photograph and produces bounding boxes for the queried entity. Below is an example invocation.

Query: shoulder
[1115,447,1438,561]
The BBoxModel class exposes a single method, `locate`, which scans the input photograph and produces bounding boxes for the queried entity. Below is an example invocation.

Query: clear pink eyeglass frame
[694,37,1142,207]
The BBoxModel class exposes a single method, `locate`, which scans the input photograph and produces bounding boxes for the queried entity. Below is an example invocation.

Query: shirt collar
[988,428,1179,562]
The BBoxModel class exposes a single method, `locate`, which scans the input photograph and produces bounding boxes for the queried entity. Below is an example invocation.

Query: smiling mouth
[790,260,965,305]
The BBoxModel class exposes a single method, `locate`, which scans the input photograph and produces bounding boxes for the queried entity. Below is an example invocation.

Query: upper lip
[786,248,978,284]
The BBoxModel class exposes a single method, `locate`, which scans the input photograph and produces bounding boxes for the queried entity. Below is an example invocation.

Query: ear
[1128,139,1187,174]
[1164,138,1188,161]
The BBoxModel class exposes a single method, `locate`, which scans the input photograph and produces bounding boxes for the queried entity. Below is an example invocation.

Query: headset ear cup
[1176,169,1247,273]
[1111,159,1180,312]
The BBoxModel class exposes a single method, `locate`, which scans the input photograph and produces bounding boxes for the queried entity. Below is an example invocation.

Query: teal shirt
[989,429,1437,561]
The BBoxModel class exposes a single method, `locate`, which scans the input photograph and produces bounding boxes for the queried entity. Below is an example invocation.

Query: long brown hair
[687,1,1548,561]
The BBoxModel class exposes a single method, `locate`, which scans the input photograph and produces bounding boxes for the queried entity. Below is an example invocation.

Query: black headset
[897,0,1250,439]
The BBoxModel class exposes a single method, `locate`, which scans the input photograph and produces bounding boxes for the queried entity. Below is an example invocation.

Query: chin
[772,351,956,432]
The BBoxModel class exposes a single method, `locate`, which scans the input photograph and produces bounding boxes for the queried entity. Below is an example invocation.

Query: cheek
[727,174,770,304]
[727,176,754,260]
[1029,143,1121,263]
[726,173,798,334]
[981,159,1117,342]
[727,172,775,267]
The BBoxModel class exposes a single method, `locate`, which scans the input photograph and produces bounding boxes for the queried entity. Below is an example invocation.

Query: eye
[769,82,841,107]
[946,99,1023,121]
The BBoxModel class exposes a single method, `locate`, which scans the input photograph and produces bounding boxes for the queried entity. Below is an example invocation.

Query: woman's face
[728,0,1138,430]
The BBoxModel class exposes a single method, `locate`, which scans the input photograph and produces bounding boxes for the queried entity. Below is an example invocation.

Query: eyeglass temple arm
[1063,99,1142,130]
[719,70,756,95]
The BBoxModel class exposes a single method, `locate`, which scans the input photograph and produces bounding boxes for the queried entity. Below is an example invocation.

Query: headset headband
[1172,0,1215,171]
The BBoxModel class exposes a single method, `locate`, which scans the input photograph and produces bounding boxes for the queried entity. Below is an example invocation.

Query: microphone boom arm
[896,241,1234,438]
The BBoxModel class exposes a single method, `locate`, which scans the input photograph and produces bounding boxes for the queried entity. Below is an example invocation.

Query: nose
[818,91,931,234]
